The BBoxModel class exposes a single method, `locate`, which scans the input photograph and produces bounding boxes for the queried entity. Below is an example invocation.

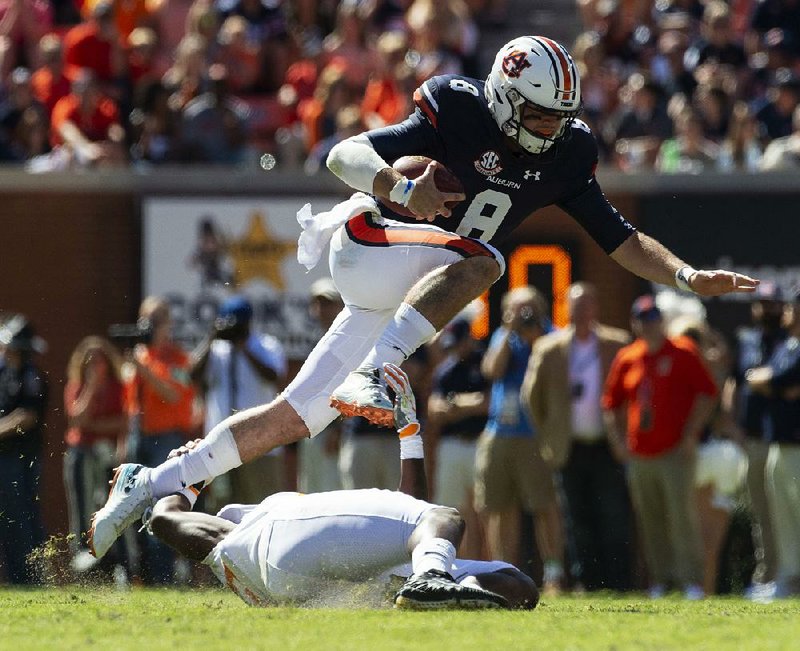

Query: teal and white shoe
[88,464,152,560]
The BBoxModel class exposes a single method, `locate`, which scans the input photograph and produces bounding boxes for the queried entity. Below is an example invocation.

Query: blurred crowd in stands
[1,0,800,171]
[3,275,800,602]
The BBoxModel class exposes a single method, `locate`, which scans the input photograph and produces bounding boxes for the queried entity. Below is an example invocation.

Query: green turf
[0,588,798,651]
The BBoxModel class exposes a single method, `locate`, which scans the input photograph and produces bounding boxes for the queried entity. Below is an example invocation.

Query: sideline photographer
[477,286,566,596]
[125,296,196,584]
[190,296,287,505]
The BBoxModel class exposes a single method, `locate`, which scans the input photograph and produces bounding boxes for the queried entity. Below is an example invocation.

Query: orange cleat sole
[330,399,394,428]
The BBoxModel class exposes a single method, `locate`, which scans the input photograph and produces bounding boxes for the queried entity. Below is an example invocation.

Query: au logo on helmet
[502,51,531,79]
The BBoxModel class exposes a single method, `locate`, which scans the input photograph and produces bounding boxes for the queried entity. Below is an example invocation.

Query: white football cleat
[330,367,394,427]
[88,463,152,560]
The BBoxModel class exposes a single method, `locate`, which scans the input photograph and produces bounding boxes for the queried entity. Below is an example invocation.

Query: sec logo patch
[474,150,503,176]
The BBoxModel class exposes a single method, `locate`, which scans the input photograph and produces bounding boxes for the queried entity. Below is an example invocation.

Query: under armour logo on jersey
[524,170,541,181]
[502,50,532,79]
[474,150,503,176]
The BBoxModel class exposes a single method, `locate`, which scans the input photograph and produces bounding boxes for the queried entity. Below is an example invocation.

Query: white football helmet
[486,36,583,154]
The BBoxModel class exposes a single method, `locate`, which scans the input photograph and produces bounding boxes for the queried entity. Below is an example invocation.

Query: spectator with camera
[190,295,286,505]
[0,315,47,584]
[125,295,195,584]
[476,286,565,595]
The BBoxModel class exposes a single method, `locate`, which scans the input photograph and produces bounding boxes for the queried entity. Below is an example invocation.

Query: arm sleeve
[558,178,637,254]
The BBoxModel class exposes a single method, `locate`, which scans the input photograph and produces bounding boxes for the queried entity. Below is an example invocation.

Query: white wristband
[400,434,424,459]
[675,266,697,293]
[389,177,416,207]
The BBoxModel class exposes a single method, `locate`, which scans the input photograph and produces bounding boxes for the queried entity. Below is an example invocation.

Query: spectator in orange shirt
[361,31,410,130]
[603,295,718,600]
[62,1,127,92]
[126,295,196,584]
[81,0,154,41]
[31,34,71,118]
[50,68,126,166]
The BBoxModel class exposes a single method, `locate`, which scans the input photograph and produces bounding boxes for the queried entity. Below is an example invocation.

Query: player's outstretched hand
[383,363,420,438]
[168,437,203,459]
[689,269,759,296]
[407,161,465,222]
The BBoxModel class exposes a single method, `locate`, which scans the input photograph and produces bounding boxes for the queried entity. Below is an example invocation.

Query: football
[380,155,464,218]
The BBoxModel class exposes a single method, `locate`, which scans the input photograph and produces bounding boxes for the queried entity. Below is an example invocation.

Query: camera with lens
[518,306,542,330]
[108,317,154,348]
[213,314,249,341]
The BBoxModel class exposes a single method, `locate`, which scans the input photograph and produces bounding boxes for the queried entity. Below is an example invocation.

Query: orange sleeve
[50,95,75,146]
[299,99,323,151]
[360,80,382,116]
[602,350,628,410]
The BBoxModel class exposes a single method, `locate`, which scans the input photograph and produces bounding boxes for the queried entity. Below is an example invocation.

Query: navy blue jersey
[365,75,636,253]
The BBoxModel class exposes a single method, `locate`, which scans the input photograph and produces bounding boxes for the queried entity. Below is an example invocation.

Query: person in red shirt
[603,295,718,600]
[31,34,71,118]
[63,336,127,572]
[62,1,126,92]
[50,68,126,166]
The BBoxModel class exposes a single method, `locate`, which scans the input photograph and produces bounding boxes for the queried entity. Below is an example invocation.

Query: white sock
[543,560,564,584]
[146,423,242,499]
[411,537,457,576]
[361,303,436,369]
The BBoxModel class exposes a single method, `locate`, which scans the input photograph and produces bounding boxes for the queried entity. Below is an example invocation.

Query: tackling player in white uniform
[144,365,538,609]
[89,36,758,560]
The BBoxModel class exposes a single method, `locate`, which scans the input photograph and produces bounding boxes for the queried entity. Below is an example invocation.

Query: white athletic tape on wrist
[389,177,416,207]
[400,434,424,459]
[675,266,698,293]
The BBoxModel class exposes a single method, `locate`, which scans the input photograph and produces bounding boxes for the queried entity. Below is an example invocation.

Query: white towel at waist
[296,193,380,270]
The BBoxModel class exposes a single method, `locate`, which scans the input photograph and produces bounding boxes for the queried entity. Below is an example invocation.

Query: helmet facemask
[504,88,582,155]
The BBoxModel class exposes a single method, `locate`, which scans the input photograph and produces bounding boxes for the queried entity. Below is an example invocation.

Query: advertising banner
[143,196,341,359]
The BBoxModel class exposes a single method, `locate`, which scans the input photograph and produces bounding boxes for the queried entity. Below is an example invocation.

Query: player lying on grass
[144,363,538,610]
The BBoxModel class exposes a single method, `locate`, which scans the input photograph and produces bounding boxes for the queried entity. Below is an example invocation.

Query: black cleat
[393,569,509,610]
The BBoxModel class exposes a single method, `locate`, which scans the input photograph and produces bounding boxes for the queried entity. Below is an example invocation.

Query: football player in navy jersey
[324,35,758,425]
[88,37,758,562]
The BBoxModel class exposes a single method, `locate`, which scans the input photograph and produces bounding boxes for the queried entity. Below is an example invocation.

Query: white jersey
[203,489,516,606]
[203,488,435,605]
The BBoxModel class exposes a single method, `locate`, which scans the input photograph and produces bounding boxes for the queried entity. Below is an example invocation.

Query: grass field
[1,588,798,650]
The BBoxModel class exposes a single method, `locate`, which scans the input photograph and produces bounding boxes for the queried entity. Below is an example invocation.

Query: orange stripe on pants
[345,214,494,260]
